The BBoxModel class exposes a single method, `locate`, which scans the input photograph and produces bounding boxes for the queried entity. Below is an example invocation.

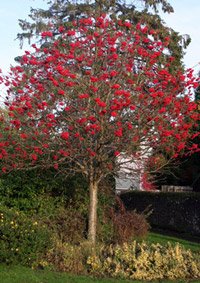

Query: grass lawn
[0,265,200,283]
[146,232,200,252]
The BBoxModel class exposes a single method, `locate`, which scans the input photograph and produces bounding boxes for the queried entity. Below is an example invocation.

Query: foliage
[0,172,89,244]
[0,169,117,244]
[121,191,200,236]
[45,240,200,280]
[0,205,52,266]
[87,242,200,280]
[3,17,197,175]
[153,152,200,192]
[96,178,116,243]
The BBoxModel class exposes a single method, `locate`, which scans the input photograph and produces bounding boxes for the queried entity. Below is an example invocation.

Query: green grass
[0,265,199,283]
[146,232,200,252]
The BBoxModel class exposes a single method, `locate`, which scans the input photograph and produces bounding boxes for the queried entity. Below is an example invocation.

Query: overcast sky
[0,0,199,74]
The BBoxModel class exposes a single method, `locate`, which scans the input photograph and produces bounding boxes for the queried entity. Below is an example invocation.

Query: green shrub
[44,206,87,244]
[87,242,200,280]
[0,205,52,266]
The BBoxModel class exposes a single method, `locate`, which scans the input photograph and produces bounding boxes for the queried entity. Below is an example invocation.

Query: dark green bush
[0,205,52,266]
[0,170,88,212]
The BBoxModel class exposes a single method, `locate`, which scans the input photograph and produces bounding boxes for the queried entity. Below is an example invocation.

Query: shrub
[44,206,87,244]
[110,197,149,244]
[87,242,200,280]
[0,205,52,266]
[45,241,88,273]
[0,170,88,212]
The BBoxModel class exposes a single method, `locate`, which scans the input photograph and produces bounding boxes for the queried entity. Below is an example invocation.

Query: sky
[0,0,200,74]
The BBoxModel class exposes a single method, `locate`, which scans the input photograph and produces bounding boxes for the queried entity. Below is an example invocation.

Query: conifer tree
[17,0,190,71]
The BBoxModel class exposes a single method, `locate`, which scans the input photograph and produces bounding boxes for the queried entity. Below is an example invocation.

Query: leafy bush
[44,206,87,244]
[0,205,52,266]
[87,242,200,280]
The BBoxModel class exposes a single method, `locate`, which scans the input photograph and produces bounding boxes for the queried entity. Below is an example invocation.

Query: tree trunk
[88,180,98,245]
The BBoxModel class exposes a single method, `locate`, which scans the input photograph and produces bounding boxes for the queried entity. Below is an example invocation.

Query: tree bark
[88,180,98,245]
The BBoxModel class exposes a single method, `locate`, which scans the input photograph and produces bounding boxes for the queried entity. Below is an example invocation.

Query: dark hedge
[120,191,200,236]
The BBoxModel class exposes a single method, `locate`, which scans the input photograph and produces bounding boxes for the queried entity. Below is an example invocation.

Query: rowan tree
[0,15,199,244]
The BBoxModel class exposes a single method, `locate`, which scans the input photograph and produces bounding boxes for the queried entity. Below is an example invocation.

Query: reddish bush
[111,197,149,244]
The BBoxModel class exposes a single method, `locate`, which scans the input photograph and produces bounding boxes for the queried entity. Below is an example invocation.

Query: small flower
[111,111,117,117]
[115,129,123,137]
[58,89,65,95]
[111,84,121,89]
[61,132,69,140]
[31,154,38,161]
[54,163,58,170]
[41,31,53,37]
[78,93,89,99]
[58,26,65,33]
[20,133,28,139]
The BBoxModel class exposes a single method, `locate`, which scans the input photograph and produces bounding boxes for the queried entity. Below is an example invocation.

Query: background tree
[149,71,200,192]
[153,73,200,191]
[17,0,190,72]
[0,15,199,244]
